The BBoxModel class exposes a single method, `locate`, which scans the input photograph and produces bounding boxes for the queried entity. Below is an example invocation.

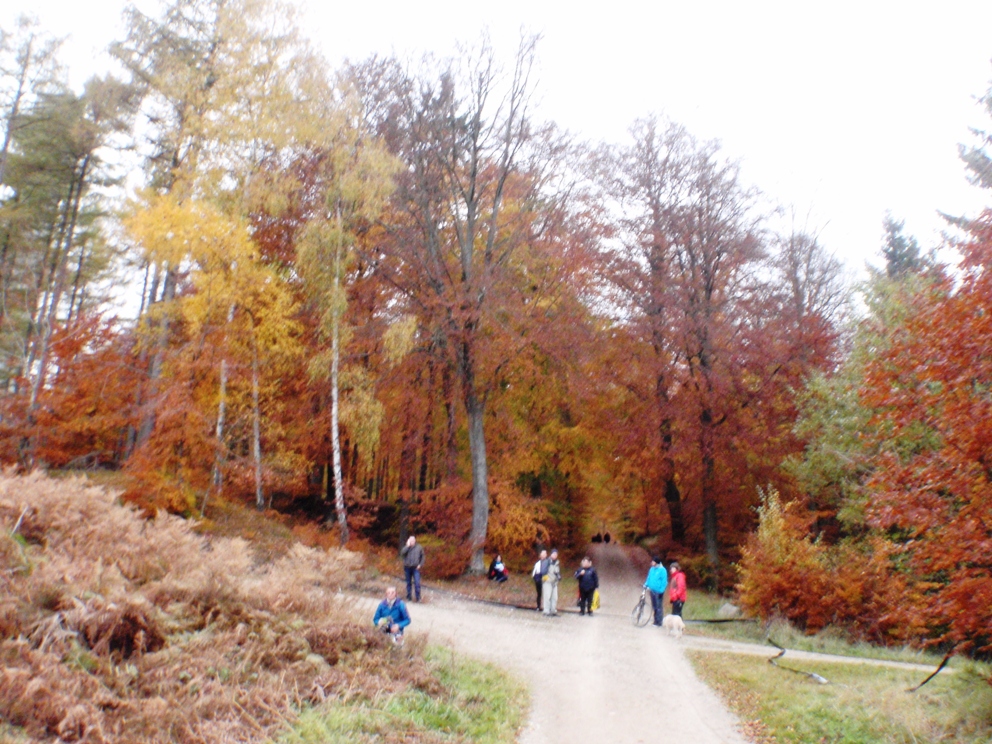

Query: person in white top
[531,549,547,610]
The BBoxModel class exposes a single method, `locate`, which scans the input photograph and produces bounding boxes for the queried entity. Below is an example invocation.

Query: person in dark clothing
[574,556,599,616]
[401,535,425,602]
[488,554,508,582]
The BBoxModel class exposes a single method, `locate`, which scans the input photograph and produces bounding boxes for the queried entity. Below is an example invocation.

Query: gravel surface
[357,544,750,744]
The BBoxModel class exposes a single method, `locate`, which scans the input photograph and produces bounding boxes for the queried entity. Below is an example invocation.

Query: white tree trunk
[331,208,348,544]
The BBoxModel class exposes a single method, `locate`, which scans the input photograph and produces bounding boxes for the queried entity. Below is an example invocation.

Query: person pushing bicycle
[644,556,668,627]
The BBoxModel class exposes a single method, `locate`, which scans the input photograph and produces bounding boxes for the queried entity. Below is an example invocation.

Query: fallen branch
[767,638,829,684]
[907,649,955,692]
[11,505,28,536]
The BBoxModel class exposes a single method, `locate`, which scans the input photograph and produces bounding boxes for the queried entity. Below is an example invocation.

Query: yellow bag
[591,589,601,611]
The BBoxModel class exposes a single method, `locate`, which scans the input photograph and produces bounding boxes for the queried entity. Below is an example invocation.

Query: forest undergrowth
[0,473,520,743]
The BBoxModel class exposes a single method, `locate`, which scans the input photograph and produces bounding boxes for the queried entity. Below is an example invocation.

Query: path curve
[369,544,750,744]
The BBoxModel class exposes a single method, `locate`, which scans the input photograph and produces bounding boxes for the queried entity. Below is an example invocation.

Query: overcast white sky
[6,0,992,277]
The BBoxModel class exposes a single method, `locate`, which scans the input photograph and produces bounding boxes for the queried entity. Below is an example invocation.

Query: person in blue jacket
[372,586,411,644]
[644,556,669,627]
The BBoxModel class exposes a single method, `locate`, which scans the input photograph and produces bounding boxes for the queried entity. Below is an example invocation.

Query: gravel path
[351,544,951,742]
[358,544,750,744]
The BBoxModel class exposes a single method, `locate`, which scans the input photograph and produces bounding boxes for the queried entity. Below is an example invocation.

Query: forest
[1,0,990,659]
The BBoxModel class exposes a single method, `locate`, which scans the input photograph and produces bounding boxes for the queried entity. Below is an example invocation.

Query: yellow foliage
[382,315,418,366]
[486,483,550,561]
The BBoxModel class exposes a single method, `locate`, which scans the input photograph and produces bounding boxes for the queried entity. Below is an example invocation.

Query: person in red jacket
[668,560,687,617]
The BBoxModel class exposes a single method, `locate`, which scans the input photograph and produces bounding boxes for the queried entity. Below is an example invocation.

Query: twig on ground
[766,638,829,684]
[907,649,955,693]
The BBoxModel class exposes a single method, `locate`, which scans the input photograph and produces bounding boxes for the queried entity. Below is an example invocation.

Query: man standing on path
[669,560,687,617]
[542,549,561,616]
[574,556,599,616]
[401,535,425,602]
[532,549,547,610]
[644,556,668,626]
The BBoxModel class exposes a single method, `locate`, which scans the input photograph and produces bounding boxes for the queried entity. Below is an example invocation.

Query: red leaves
[859,211,992,653]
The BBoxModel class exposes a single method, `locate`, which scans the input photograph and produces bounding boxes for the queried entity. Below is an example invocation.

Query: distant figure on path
[488,554,509,582]
[372,586,411,645]
[603,532,611,544]
[401,535,425,602]
[668,560,687,617]
[644,556,668,627]
[574,556,599,616]
[542,549,561,616]
[532,549,548,610]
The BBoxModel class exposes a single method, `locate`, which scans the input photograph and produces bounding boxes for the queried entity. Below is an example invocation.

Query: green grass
[278,645,527,744]
[688,650,992,743]
[0,723,31,743]
[684,590,951,666]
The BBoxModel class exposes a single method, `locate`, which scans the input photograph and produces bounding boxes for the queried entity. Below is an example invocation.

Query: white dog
[662,613,685,639]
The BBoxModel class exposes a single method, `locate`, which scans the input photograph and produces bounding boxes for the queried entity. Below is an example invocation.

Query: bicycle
[631,587,651,627]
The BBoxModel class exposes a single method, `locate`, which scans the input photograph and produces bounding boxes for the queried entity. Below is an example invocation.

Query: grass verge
[279,644,527,744]
[683,590,952,666]
[688,649,992,743]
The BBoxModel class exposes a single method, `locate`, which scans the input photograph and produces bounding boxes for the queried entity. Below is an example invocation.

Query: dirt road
[375,544,750,744]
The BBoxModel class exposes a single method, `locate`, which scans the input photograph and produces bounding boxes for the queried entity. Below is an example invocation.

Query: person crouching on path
[372,586,411,645]
[532,549,547,610]
[574,556,599,616]
[668,560,687,617]
[542,549,561,616]
[644,556,668,627]
[401,535,424,602]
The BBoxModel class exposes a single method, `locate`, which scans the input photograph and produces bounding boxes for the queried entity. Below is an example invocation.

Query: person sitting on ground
[488,554,509,583]
[644,555,668,627]
[574,556,599,616]
[668,560,687,617]
[372,586,411,645]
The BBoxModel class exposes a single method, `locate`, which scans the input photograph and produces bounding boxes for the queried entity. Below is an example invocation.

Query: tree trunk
[330,271,348,544]
[658,415,685,542]
[663,476,685,543]
[328,208,349,544]
[461,340,489,574]
[700,408,719,583]
[28,155,90,414]
[252,342,264,510]
[136,267,177,447]
[203,302,237,517]
[441,362,458,479]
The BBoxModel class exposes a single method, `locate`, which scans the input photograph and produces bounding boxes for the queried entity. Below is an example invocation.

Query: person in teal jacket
[644,556,669,627]
[372,586,411,644]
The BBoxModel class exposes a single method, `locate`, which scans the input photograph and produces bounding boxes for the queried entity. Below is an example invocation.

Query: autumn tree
[296,119,397,544]
[351,39,567,572]
[111,0,330,453]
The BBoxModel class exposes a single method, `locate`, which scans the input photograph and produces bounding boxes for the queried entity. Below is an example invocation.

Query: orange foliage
[859,213,992,653]
[738,489,926,643]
